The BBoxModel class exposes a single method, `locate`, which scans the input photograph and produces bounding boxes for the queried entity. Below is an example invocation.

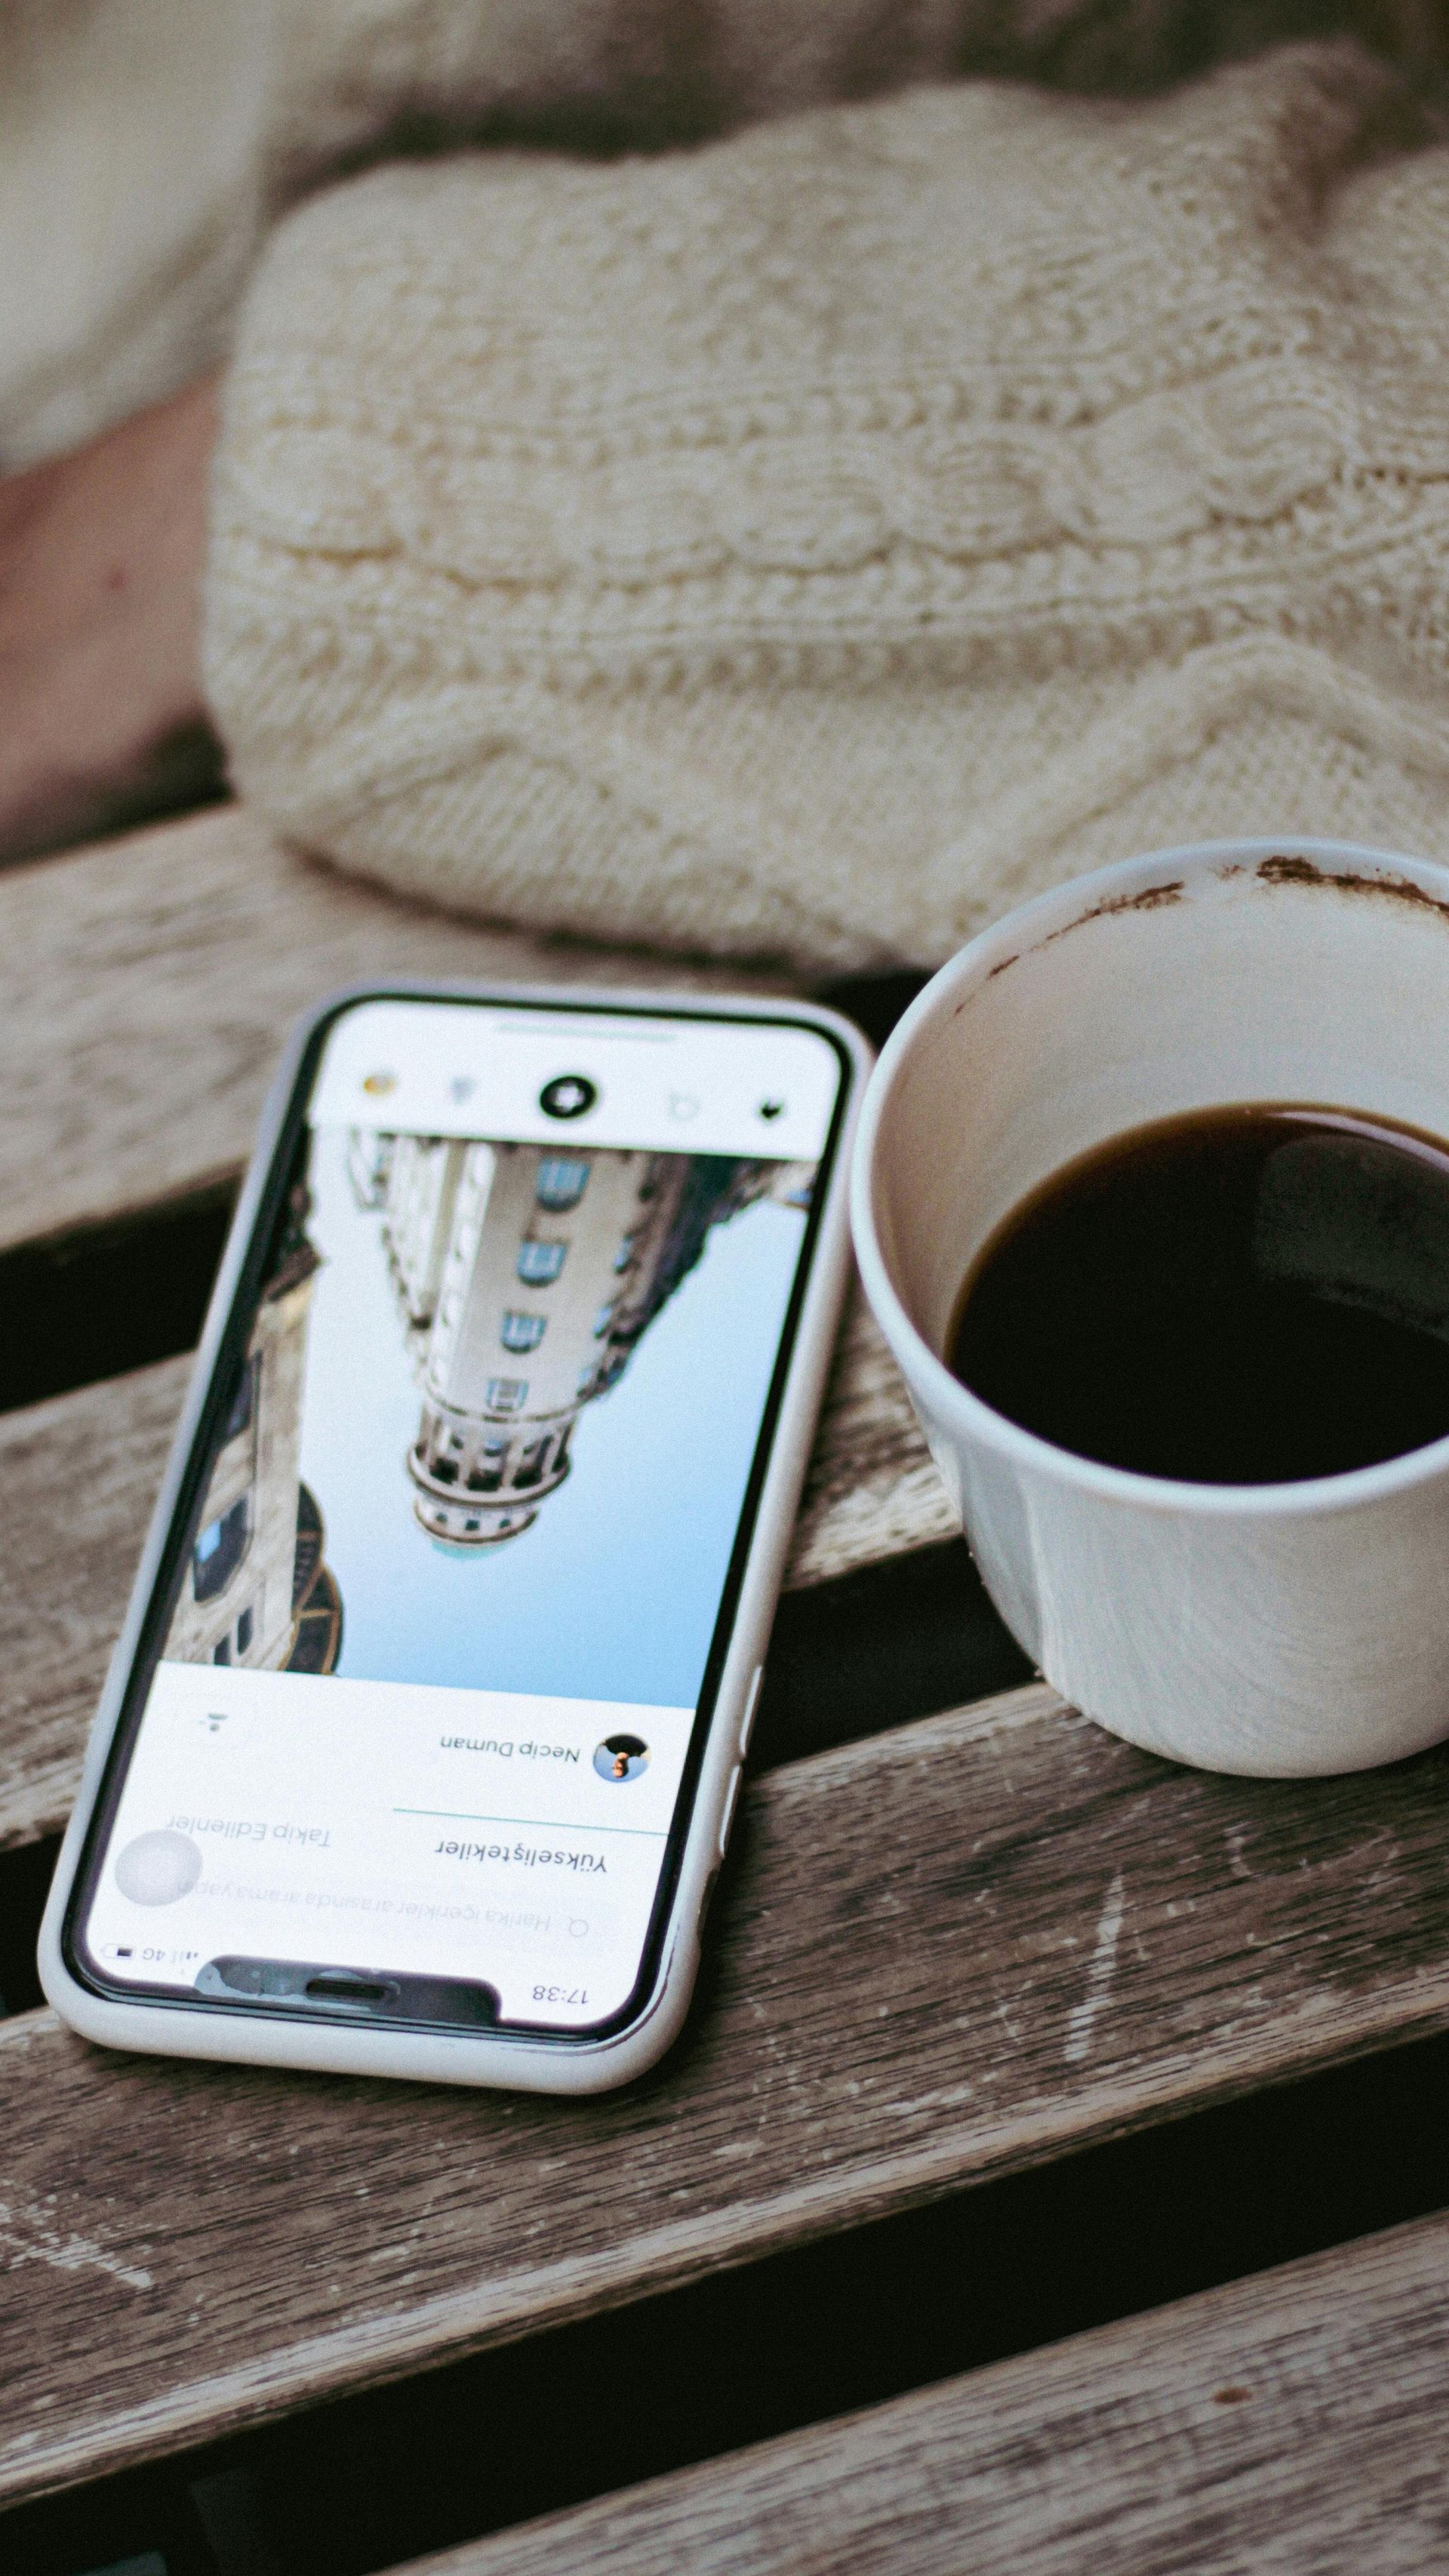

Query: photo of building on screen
[349,1136,813,1550]
[164,1135,813,1676]
[163,1188,344,1676]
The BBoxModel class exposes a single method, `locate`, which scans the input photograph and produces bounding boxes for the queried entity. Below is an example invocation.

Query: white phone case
[39,982,868,2092]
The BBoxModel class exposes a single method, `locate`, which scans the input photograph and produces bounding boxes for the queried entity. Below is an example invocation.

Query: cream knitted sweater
[205,42,1449,971]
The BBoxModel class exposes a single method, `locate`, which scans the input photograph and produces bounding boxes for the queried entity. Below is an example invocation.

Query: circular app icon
[114,1829,203,1907]
[540,1074,598,1121]
[594,1733,650,1784]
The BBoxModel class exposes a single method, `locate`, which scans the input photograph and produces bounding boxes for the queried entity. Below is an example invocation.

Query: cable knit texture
[206,45,1449,970]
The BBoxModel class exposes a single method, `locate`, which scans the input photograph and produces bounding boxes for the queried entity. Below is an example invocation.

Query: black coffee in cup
[948,1104,1449,1483]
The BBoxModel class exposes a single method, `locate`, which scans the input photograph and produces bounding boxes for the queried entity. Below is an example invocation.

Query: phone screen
[69,998,848,2041]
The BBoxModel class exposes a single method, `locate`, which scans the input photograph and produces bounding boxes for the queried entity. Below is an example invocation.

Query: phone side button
[738,1665,764,1759]
[718,1767,743,1860]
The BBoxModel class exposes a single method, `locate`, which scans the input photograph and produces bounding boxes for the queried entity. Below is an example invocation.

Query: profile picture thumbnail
[114,1830,203,1906]
[594,1733,650,1784]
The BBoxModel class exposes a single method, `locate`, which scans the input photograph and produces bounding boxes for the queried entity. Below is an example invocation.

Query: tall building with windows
[355,1136,810,1547]
[354,1130,469,1347]
[164,1204,342,1673]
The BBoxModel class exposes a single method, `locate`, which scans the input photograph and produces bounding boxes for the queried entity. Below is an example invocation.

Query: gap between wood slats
[349,2205,1449,2576]
[7,1682,1449,2510]
[8,2029,1449,2575]
[0,1186,235,1415]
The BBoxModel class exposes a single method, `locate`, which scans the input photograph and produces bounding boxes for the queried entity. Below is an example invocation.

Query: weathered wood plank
[0,1359,189,1854]
[8,1682,1449,2506]
[404,2213,1449,2576]
[0,1279,945,1851]
[789,1286,957,1587]
[0,804,775,1262]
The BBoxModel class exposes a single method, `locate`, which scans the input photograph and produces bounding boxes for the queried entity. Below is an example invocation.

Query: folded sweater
[205,44,1449,971]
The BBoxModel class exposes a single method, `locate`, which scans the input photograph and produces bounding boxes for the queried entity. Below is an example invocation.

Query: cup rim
[851,834,1449,1521]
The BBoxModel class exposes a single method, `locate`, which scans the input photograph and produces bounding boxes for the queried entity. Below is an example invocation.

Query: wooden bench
[3,807,1448,2556]
[402,2209,1449,2575]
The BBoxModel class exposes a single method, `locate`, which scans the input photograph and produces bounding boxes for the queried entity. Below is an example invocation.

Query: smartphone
[40,985,865,2091]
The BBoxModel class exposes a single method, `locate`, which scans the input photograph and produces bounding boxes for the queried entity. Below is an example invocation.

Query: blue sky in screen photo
[295,1125,807,1711]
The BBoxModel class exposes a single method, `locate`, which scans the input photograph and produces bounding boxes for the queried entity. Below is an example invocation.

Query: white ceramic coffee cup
[851,838,1449,1777]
